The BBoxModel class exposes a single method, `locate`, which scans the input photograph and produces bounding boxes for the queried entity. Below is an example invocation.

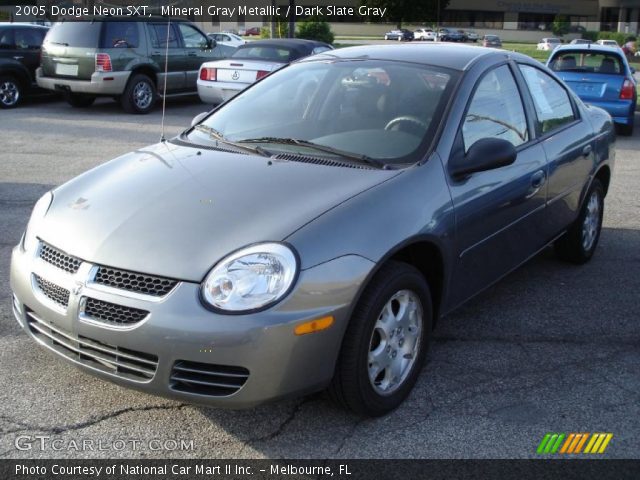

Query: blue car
[547,44,637,135]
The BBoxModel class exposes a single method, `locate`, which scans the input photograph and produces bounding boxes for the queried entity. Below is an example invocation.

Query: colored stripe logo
[537,433,613,454]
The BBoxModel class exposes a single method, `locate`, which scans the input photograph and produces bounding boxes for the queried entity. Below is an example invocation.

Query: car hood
[39,141,398,282]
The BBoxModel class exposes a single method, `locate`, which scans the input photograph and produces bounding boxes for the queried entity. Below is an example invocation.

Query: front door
[446,63,549,307]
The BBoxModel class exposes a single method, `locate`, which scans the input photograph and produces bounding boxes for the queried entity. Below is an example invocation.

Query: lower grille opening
[33,274,70,308]
[82,298,149,326]
[26,309,158,382]
[170,360,249,397]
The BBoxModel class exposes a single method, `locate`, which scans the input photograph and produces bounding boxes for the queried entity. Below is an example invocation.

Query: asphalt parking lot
[0,95,639,460]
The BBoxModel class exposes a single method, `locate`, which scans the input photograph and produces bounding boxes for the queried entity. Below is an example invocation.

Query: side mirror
[631,66,636,74]
[207,38,216,49]
[191,111,209,127]
[450,138,517,177]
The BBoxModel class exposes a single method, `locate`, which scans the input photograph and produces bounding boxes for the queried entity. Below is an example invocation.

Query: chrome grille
[170,360,249,397]
[83,298,149,325]
[39,242,82,273]
[33,274,70,308]
[94,266,177,297]
[26,310,158,381]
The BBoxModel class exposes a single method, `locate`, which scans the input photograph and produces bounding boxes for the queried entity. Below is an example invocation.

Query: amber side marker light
[294,316,334,335]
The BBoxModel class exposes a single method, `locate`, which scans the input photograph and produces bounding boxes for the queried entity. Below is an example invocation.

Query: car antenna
[160,19,171,142]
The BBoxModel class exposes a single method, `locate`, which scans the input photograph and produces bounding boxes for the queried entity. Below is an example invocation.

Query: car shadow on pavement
[191,227,640,458]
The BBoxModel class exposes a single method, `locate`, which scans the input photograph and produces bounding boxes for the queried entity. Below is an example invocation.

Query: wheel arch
[594,164,611,197]
[128,65,158,86]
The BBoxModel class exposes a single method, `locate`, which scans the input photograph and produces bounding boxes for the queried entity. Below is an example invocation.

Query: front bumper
[10,241,374,408]
[36,67,130,96]
[197,80,246,104]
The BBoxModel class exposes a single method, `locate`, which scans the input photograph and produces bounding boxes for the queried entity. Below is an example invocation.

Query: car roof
[311,43,527,71]
[553,44,623,54]
[0,23,48,29]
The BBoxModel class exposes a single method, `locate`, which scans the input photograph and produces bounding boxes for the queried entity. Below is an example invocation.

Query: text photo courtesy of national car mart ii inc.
[13,3,389,20]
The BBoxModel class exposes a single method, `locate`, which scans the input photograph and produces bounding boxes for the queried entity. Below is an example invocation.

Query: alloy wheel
[0,80,19,107]
[368,290,423,395]
[133,81,153,110]
[582,191,601,251]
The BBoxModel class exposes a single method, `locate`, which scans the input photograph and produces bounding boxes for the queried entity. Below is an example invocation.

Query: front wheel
[0,75,23,108]
[555,178,604,264]
[328,261,432,417]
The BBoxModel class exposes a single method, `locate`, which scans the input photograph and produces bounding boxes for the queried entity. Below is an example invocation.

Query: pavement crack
[333,419,365,457]
[0,404,190,435]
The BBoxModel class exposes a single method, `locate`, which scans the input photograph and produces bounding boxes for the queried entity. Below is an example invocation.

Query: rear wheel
[0,75,22,108]
[555,179,604,264]
[328,261,432,417]
[121,74,156,114]
[64,93,96,108]
[618,119,634,136]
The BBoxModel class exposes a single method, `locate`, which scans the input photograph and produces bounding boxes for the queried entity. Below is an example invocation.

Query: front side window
[178,24,208,49]
[462,65,529,152]
[0,28,14,49]
[188,60,457,165]
[149,23,179,49]
[519,64,576,134]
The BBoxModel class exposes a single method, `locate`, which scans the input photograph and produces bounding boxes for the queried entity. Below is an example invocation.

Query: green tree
[359,0,449,29]
[296,19,334,44]
[551,15,570,37]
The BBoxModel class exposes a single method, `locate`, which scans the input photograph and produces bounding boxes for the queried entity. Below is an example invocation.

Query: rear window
[231,46,292,62]
[550,51,624,75]
[100,22,139,48]
[45,22,101,48]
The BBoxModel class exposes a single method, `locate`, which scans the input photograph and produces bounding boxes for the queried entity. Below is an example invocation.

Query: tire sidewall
[353,266,432,415]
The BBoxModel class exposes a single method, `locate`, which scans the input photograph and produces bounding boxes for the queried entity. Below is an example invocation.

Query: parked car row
[384,28,480,43]
[1,19,327,112]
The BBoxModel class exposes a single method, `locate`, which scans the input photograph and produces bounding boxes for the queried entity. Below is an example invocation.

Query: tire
[555,178,605,264]
[328,261,433,417]
[64,93,96,108]
[121,74,156,114]
[0,75,23,109]
[618,119,634,136]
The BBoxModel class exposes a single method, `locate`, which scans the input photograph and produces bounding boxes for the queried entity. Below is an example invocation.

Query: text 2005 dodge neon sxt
[11,44,615,417]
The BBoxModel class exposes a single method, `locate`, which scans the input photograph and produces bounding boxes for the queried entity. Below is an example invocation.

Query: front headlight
[22,191,53,252]
[201,243,298,313]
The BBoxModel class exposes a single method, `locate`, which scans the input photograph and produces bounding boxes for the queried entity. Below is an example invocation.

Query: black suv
[37,18,224,113]
[0,23,48,108]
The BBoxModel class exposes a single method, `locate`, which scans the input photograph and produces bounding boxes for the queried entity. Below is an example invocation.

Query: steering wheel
[384,116,429,135]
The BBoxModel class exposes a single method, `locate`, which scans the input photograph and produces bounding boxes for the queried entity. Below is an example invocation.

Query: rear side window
[101,22,139,48]
[149,23,180,49]
[519,65,576,134]
[45,22,101,48]
[177,24,208,49]
[549,51,624,75]
[462,65,529,151]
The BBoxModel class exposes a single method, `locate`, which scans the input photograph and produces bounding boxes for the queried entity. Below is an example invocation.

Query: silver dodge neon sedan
[11,44,615,417]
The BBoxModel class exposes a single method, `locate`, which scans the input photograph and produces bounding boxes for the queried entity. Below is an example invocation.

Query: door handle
[526,170,547,198]
[13,56,24,60]
[582,145,592,157]
[187,51,197,57]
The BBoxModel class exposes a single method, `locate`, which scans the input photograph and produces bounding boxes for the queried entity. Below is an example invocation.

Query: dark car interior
[550,51,624,74]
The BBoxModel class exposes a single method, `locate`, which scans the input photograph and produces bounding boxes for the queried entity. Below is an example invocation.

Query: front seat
[599,57,617,74]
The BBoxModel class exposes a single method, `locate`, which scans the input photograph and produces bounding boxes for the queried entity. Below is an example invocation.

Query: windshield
[550,51,625,74]
[188,59,457,166]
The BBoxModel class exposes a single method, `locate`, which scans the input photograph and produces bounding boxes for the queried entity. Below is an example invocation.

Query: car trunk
[558,71,626,102]
[213,59,282,84]
[41,22,103,80]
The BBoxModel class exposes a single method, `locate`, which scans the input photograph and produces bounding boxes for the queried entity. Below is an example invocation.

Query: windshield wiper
[193,125,271,158]
[238,137,386,168]
[50,41,69,46]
